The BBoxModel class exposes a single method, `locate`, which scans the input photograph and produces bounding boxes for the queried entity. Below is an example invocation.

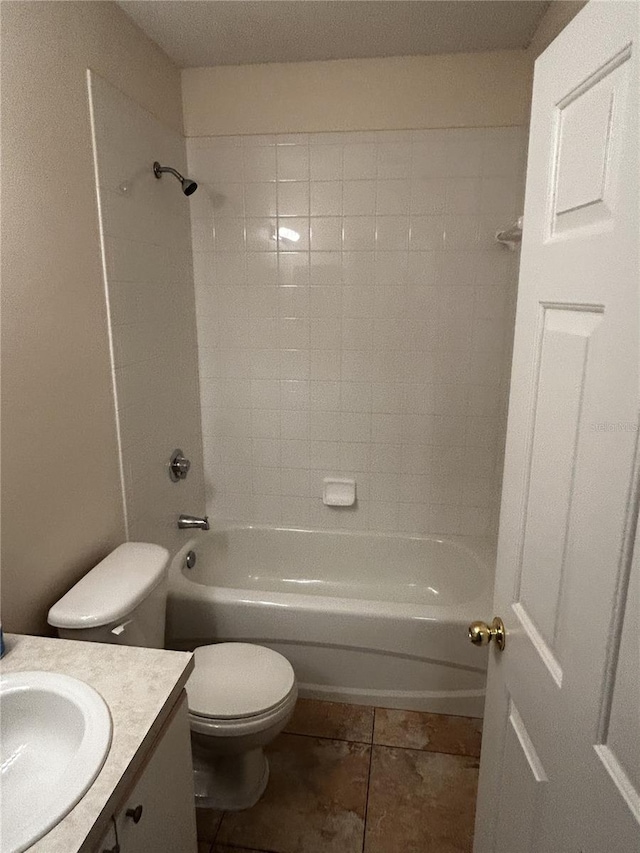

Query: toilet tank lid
[48,543,170,630]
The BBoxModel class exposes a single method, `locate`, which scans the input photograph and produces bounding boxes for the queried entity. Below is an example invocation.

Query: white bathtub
[166,525,493,717]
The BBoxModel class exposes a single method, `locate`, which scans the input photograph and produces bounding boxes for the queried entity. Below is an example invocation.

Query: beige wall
[1,1,183,635]
[181,50,533,138]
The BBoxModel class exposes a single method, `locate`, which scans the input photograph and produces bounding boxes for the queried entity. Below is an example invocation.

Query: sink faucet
[178,514,210,531]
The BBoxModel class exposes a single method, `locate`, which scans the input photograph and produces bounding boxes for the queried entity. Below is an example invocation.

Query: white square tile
[406,252,438,286]
[247,318,277,348]
[480,176,519,216]
[277,217,309,251]
[247,285,279,318]
[376,180,410,215]
[253,495,283,524]
[443,129,484,177]
[277,182,309,217]
[341,350,373,382]
[482,127,526,178]
[342,319,372,350]
[342,252,375,286]
[210,182,245,217]
[376,217,409,251]
[247,252,278,285]
[371,382,404,413]
[310,252,342,285]
[309,440,339,469]
[339,442,370,471]
[343,217,376,251]
[252,438,280,467]
[340,382,372,413]
[310,349,341,380]
[280,379,309,410]
[309,286,341,318]
[340,411,371,442]
[244,146,277,182]
[310,217,342,251]
[309,380,341,411]
[409,217,444,251]
[310,181,342,216]
[343,181,377,216]
[280,348,310,380]
[281,496,312,527]
[377,142,411,179]
[342,286,374,319]
[446,178,482,214]
[370,444,401,473]
[278,253,309,286]
[278,285,310,318]
[252,408,281,438]
[277,145,309,181]
[343,143,377,179]
[279,318,310,349]
[310,318,341,350]
[251,379,280,409]
[281,468,311,496]
[368,501,399,532]
[410,179,447,215]
[443,216,480,250]
[309,410,340,441]
[245,182,277,217]
[246,218,277,251]
[281,410,310,440]
[310,145,343,181]
[192,219,215,253]
[213,254,247,286]
[371,414,402,444]
[250,349,281,379]
[253,467,282,495]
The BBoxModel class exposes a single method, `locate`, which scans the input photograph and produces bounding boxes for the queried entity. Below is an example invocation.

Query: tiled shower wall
[188,128,525,537]
[90,73,205,551]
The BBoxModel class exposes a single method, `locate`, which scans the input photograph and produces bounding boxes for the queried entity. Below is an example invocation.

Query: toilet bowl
[187,643,297,809]
[47,543,297,810]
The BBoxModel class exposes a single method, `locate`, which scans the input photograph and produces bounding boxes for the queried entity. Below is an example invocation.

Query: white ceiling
[118,1,551,68]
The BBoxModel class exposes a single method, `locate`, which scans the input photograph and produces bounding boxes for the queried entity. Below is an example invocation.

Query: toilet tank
[48,543,170,649]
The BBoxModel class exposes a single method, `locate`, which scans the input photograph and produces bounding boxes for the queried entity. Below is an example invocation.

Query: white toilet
[47,542,297,810]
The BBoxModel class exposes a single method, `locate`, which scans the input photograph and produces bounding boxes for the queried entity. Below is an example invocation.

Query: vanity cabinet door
[114,692,197,853]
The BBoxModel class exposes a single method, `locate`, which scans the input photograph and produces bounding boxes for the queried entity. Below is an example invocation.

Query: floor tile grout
[283,729,373,746]
[360,709,377,853]
[371,740,481,758]
[284,726,480,759]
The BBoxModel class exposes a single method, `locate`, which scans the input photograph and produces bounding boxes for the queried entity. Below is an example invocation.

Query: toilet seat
[186,643,297,736]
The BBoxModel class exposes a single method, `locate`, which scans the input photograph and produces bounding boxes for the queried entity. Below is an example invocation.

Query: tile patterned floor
[196,699,481,853]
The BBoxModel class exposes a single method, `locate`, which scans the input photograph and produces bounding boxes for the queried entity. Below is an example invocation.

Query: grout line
[282,729,373,746]
[372,741,481,760]
[213,810,226,845]
[361,710,376,853]
[283,727,480,759]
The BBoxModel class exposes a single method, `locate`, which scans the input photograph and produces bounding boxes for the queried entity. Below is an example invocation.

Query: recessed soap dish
[323,477,356,507]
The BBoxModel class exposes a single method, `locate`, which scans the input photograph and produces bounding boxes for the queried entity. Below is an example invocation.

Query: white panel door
[473,2,639,851]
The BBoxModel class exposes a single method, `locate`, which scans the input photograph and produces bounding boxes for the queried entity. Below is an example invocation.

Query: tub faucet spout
[178,514,210,531]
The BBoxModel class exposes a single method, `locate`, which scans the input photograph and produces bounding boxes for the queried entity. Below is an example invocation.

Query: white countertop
[1,634,194,853]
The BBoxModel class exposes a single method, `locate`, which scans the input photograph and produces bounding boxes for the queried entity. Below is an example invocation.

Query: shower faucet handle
[169,449,190,482]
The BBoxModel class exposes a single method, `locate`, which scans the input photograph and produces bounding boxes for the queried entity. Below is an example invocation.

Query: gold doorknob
[468,617,506,651]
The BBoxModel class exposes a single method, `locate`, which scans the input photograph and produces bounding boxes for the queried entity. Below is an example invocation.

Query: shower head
[153,161,198,196]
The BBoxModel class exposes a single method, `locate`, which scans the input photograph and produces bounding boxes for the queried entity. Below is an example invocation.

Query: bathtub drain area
[195,697,482,853]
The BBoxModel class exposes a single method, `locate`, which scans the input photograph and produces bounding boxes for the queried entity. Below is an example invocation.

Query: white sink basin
[0,671,112,853]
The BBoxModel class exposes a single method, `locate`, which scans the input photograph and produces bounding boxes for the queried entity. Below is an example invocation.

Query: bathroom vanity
[1,634,197,853]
